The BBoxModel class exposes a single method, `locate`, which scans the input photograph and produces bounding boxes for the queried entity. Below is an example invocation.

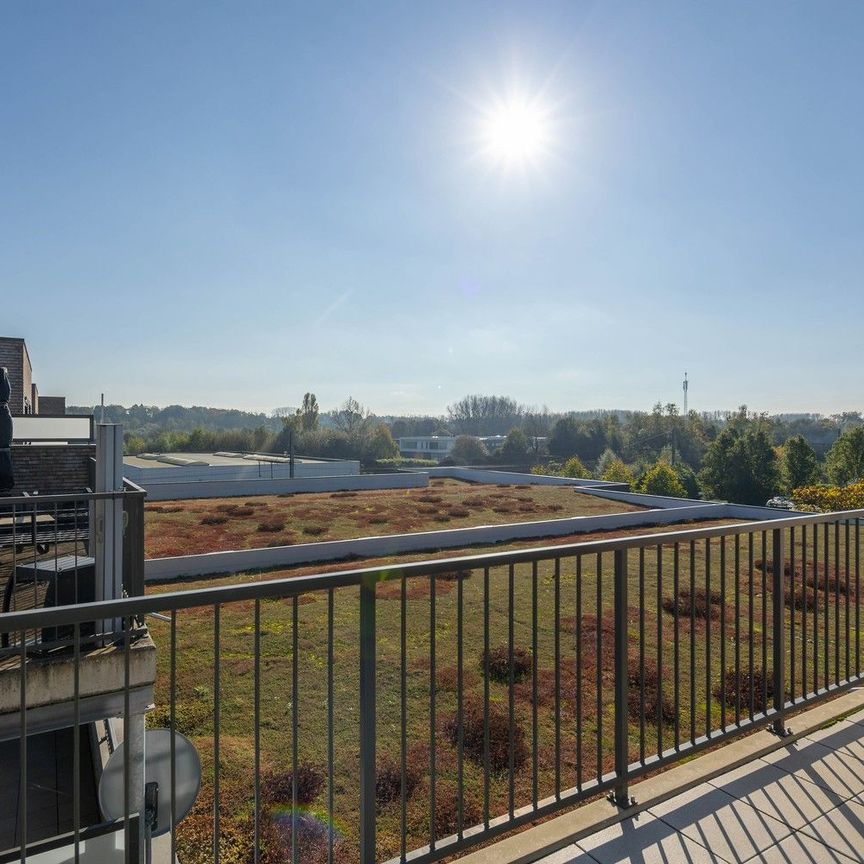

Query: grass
[140,503,864,863]
[143,479,645,558]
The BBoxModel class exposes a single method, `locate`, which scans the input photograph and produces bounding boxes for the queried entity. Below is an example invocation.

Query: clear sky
[2,2,862,416]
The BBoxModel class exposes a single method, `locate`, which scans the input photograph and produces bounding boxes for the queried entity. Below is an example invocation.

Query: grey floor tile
[743,831,860,863]
[536,844,599,864]
[709,760,846,829]
[803,722,864,765]
[798,796,864,861]
[649,783,793,862]
[760,737,864,798]
[577,811,723,863]
[843,706,864,728]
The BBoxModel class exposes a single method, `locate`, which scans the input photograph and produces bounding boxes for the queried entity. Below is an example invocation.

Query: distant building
[0,336,66,415]
[397,435,511,462]
[397,436,456,462]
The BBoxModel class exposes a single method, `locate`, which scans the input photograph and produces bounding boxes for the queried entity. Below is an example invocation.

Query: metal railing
[0,486,146,648]
[0,509,861,863]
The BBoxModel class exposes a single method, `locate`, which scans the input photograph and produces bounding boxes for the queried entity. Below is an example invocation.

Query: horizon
[3,3,863,415]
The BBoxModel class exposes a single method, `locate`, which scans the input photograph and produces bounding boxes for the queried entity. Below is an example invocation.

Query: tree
[826,427,864,485]
[447,395,523,436]
[698,423,780,505]
[450,436,488,464]
[364,424,398,461]
[560,456,591,479]
[781,435,819,492]
[639,461,686,497]
[500,428,529,460]
[601,458,635,486]
[296,393,319,432]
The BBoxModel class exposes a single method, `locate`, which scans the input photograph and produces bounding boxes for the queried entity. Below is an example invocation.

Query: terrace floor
[540,707,864,863]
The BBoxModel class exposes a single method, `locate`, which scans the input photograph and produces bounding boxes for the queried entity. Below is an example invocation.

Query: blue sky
[2,2,862,416]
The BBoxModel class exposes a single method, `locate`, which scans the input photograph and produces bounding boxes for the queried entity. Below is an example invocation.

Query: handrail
[0,508,860,630]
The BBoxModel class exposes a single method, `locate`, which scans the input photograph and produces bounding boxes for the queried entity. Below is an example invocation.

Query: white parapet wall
[143,470,429,501]
[422,466,628,490]
[145,502,734,582]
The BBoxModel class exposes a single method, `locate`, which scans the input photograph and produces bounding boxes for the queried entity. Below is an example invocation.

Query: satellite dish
[99,728,201,838]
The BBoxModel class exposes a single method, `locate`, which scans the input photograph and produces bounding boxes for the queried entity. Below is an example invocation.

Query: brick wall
[10,444,95,494]
[0,337,31,415]
[38,396,66,416]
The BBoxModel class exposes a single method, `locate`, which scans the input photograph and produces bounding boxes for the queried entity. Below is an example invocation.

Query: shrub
[375,758,421,808]
[662,588,725,620]
[639,461,686,497]
[262,811,338,864]
[302,525,326,536]
[438,569,472,582]
[329,491,358,498]
[714,667,775,713]
[784,586,821,612]
[429,781,482,839]
[201,515,228,526]
[261,763,325,807]
[416,494,443,504]
[257,520,285,533]
[480,644,532,683]
[445,699,527,773]
[448,506,470,517]
[560,456,590,479]
[627,659,676,724]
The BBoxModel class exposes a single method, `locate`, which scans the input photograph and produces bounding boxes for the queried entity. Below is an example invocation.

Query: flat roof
[123,452,332,469]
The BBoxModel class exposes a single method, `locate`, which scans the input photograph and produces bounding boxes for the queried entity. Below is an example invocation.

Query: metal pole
[772,529,787,735]
[613,548,630,806]
[359,573,376,863]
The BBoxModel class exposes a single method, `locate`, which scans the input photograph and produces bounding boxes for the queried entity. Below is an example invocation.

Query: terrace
[1,455,862,862]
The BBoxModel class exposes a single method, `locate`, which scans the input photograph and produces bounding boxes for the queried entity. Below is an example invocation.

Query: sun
[478,95,552,169]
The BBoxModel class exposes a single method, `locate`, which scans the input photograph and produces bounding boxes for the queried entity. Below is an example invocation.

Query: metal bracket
[608,793,637,809]
[767,723,792,738]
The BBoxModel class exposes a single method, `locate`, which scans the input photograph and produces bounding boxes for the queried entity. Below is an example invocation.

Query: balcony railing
[0,509,861,863]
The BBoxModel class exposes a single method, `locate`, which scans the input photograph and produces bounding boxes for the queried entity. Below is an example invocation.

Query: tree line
[76,394,864,507]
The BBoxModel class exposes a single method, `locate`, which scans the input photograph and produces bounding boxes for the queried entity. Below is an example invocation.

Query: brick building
[0,335,66,415]
[0,336,33,414]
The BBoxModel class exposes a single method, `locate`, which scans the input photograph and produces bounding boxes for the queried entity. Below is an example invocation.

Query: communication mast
[682,372,689,422]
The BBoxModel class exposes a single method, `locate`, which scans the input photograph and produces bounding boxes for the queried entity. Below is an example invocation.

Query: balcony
[0,508,861,862]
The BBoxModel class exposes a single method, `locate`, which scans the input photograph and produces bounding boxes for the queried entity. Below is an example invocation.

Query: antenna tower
[682,372,689,421]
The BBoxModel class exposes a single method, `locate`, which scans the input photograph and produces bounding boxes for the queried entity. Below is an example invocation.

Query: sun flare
[478,95,552,168]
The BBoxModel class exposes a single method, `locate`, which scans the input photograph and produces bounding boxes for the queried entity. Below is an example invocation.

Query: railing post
[122,491,146,597]
[613,548,630,807]
[772,528,787,735]
[359,573,377,863]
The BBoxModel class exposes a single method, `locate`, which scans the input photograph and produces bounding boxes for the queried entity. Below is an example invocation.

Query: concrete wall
[123,458,360,486]
[423,466,627,490]
[10,444,95,494]
[144,502,731,581]
[143,470,428,501]
[575,487,709,509]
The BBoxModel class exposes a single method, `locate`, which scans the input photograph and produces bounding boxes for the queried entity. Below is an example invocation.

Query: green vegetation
[78,393,864,506]
[826,427,864,486]
[144,480,644,558]
[143,521,864,863]
[638,461,686,497]
[698,420,780,505]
